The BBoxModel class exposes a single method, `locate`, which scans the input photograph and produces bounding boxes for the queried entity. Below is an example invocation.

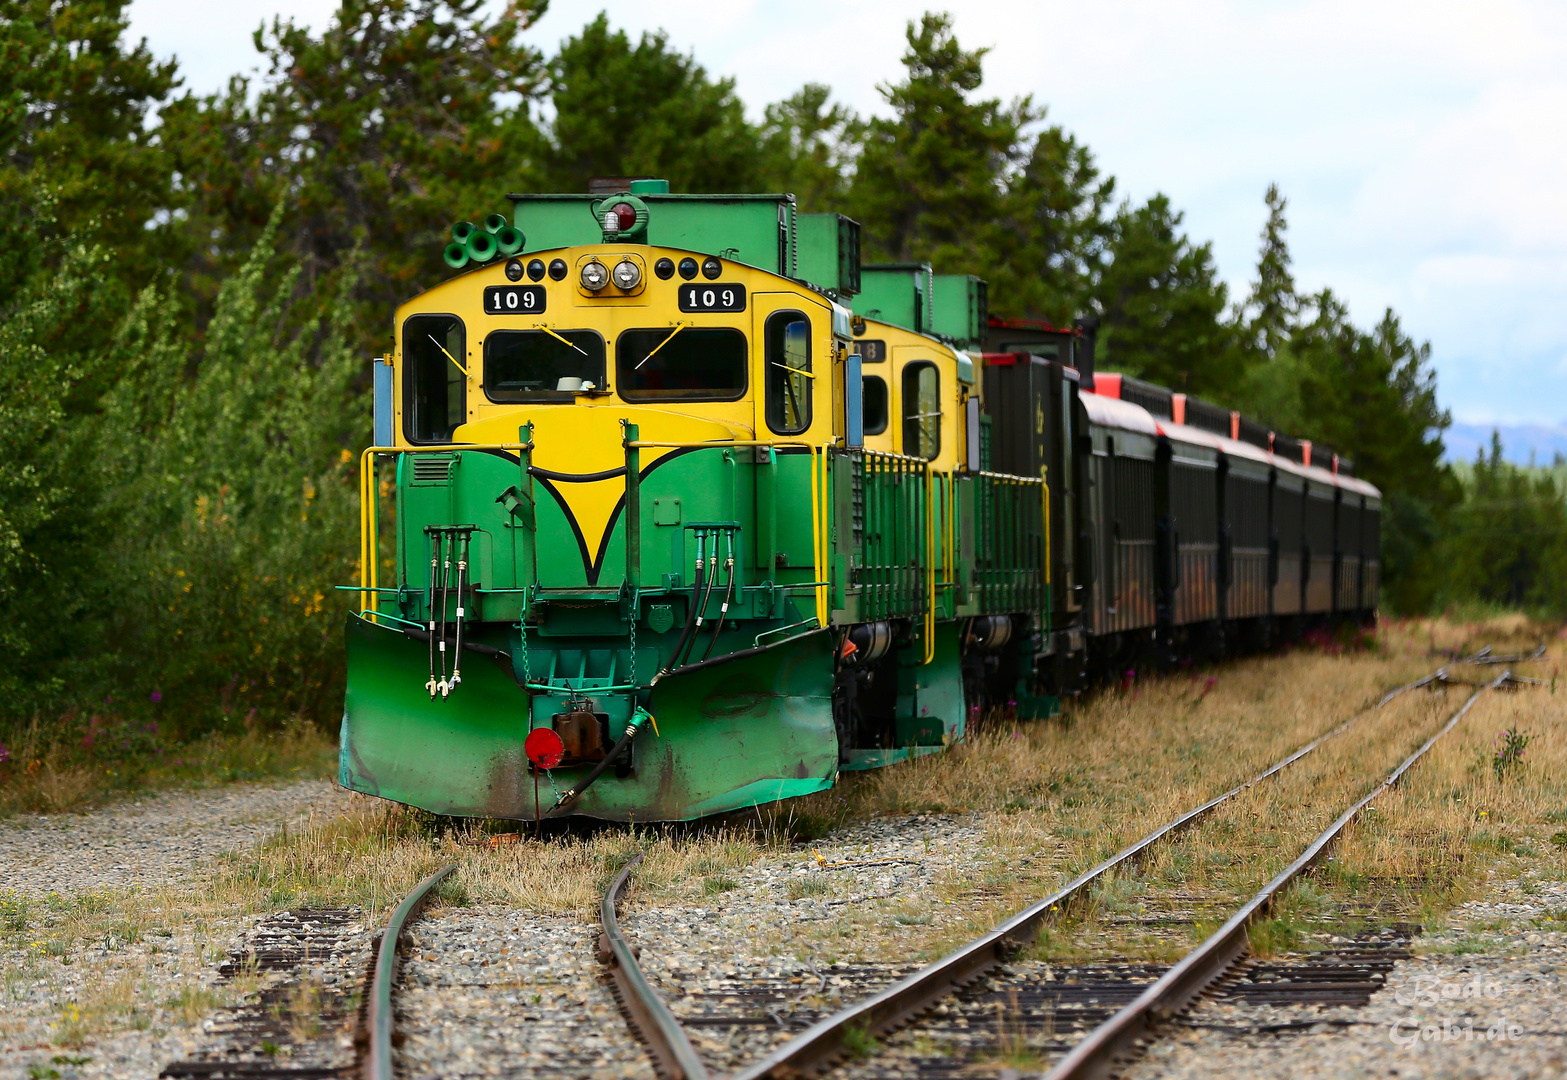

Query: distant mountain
[1444,422,1567,465]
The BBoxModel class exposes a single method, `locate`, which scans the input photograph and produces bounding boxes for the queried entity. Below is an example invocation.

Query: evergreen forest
[3,0,1563,744]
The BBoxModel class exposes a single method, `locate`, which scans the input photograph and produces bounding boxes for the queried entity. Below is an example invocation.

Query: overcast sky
[126,0,1567,432]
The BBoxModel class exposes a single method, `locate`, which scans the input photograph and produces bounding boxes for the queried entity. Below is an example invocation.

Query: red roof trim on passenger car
[987,314,1077,334]
[1092,373,1122,399]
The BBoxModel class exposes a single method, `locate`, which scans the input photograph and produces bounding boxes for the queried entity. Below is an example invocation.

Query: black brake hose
[545,720,642,817]
[654,551,705,686]
[680,551,720,669]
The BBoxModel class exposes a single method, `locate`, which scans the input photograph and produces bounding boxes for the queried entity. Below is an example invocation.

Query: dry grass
[0,719,335,817]
[179,614,1555,968]
[9,614,1552,1049]
[726,614,1557,963]
[196,796,775,921]
[1324,638,1565,937]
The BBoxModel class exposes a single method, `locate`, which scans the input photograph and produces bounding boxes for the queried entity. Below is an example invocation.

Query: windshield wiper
[636,322,687,369]
[538,326,589,356]
[429,334,469,377]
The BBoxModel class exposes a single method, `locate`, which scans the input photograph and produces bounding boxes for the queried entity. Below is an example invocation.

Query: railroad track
[350,653,1537,1080]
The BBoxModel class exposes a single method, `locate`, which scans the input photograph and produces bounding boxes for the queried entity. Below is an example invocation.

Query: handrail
[976,470,1045,484]
[924,462,936,663]
[627,438,818,449]
[357,443,532,623]
[808,442,831,628]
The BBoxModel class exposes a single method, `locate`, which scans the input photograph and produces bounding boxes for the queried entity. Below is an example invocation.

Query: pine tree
[0,0,180,297]
[162,0,545,328]
[1444,434,1567,615]
[990,125,1114,324]
[1093,195,1235,393]
[756,84,858,212]
[844,13,1112,322]
[846,13,1033,271]
[539,14,760,194]
[1244,183,1297,360]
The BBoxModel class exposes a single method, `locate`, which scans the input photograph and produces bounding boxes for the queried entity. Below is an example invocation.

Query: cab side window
[862,375,889,435]
[902,360,940,459]
[764,311,812,434]
[404,314,466,443]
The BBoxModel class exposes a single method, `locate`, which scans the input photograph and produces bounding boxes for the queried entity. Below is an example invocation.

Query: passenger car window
[764,311,812,434]
[902,361,940,459]
[484,330,606,401]
[862,375,889,435]
[616,327,747,401]
[404,314,465,443]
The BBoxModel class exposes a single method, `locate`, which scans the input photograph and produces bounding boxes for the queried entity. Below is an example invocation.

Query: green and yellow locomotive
[342,181,1077,822]
[340,180,1379,823]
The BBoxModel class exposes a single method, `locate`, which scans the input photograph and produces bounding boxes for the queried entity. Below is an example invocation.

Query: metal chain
[518,606,532,689]
[628,593,637,691]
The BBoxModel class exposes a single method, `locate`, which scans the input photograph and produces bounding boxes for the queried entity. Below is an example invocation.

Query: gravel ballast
[0,780,358,1080]
[394,907,656,1080]
[1123,872,1567,1080]
[0,779,351,897]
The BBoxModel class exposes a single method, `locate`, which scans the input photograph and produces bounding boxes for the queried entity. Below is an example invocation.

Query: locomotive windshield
[483,329,606,400]
[616,327,747,401]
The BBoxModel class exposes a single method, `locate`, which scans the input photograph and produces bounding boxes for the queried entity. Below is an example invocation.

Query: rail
[356,434,832,629]
[364,863,456,1080]
[600,855,710,1080]
[856,450,934,642]
[1042,668,1516,1080]
[728,661,1462,1080]
[361,437,1050,651]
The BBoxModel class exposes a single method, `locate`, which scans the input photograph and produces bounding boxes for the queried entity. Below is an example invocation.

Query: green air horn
[451,221,477,244]
[443,243,470,269]
[483,213,508,235]
[465,229,498,263]
[495,225,525,256]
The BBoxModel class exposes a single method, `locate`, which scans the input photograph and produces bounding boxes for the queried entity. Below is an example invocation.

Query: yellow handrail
[946,473,957,604]
[627,439,819,450]
[924,462,936,664]
[824,444,833,629]
[357,443,532,623]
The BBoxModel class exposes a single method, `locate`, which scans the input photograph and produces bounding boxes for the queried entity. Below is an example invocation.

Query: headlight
[580,261,608,291]
[612,259,641,290]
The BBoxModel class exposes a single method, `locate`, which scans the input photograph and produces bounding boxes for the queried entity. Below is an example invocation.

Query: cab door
[892,345,945,463]
[753,294,826,573]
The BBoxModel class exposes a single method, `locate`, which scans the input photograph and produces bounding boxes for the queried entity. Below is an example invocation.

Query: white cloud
[125,0,1567,426]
